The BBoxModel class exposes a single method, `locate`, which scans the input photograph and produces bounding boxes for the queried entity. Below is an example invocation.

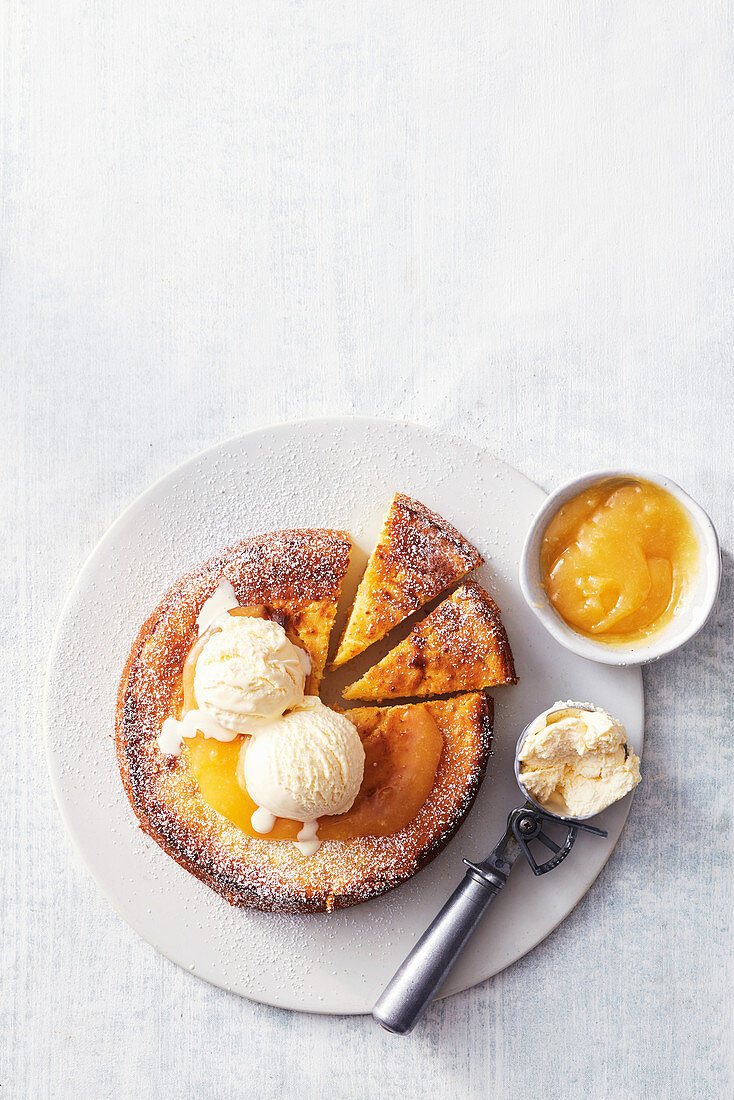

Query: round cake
[116,526,500,913]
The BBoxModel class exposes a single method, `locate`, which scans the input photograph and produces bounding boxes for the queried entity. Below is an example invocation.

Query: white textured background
[3,2,732,1098]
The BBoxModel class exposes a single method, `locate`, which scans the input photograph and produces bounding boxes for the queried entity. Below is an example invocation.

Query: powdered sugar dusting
[45,419,643,1012]
[344,581,518,700]
[117,519,493,911]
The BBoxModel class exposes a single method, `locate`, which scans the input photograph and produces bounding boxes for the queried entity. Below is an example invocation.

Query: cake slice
[331,494,483,668]
[342,581,517,700]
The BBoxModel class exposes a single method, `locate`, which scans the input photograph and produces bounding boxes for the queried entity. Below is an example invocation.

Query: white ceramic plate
[45,418,643,1015]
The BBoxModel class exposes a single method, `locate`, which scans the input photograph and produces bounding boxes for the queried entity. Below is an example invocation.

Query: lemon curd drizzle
[179,608,443,841]
[183,705,442,842]
[540,478,698,644]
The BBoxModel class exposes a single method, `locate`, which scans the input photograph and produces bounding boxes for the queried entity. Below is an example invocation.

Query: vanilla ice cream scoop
[242,697,365,834]
[516,702,641,818]
[193,615,310,733]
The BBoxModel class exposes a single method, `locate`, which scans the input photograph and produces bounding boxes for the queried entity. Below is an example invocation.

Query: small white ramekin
[519,470,721,666]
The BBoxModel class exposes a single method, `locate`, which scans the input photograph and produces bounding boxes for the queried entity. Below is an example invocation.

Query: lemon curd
[540,478,698,644]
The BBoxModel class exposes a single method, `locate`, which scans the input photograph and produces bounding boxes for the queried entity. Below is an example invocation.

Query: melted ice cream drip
[159,708,239,756]
[250,806,277,834]
[158,579,243,755]
[295,820,321,857]
[196,578,239,635]
[249,807,321,857]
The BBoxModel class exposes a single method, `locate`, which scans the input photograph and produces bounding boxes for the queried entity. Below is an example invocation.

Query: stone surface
[2,2,732,1097]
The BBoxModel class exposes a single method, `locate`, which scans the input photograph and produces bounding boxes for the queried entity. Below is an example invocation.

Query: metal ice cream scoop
[372,703,609,1035]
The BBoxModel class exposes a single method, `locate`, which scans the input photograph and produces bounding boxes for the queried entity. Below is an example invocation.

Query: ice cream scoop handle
[372,869,502,1035]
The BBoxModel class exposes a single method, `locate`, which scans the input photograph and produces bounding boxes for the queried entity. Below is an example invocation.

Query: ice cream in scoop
[517,702,641,818]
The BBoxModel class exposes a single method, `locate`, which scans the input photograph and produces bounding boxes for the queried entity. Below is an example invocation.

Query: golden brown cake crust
[116,529,493,913]
[332,494,484,667]
[343,581,517,701]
